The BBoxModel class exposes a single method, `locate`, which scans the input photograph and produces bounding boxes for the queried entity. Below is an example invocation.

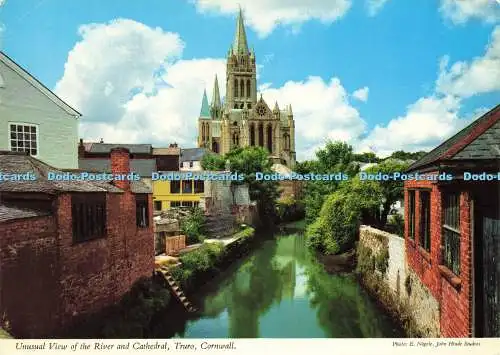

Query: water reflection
[151,232,403,338]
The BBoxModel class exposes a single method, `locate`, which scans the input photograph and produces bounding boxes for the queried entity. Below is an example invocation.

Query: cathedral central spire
[232,6,249,55]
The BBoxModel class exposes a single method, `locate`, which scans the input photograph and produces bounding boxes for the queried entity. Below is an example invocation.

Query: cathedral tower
[225,7,257,110]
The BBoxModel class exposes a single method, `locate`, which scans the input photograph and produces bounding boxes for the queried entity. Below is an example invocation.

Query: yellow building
[152,178,205,211]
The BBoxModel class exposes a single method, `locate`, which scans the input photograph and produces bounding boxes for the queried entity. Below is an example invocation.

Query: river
[151,228,404,338]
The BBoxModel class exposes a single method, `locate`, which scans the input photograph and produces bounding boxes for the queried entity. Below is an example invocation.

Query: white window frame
[8,122,40,157]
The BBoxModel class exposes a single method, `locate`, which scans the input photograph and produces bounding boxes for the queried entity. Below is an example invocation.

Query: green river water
[151,229,404,338]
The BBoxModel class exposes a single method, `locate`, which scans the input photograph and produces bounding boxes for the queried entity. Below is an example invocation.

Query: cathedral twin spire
[232,6,249,56]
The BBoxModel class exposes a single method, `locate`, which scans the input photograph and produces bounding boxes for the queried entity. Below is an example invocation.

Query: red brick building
[0,148,154,338]
[404,104,500,337]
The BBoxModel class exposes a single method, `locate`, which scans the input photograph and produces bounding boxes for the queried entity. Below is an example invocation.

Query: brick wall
[404,178,473,337]
[0,216,61,337]
[56,192,154,327]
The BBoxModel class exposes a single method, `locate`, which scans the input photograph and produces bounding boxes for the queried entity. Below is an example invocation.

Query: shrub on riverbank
[170,227,255,289]
[276,196,305,222]
[63,277,171,338]
[180,207,206,245]
[306,178,382,255]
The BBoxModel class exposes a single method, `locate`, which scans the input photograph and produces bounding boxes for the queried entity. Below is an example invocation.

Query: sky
[1,0,499,160]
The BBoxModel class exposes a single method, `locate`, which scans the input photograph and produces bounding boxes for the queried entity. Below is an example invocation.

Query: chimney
[78,139,85,158]
[110,147,130,191]
[100,138,104,143]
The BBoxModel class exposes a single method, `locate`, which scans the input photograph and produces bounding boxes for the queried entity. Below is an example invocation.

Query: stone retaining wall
[358,225,440,337]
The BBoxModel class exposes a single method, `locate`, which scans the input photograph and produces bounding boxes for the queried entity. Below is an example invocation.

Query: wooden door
[482,214,500,337]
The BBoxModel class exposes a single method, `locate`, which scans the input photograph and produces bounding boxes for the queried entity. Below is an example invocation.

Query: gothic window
[267,125,273,153]
[234,79,238,97]
[233,121,238,126]
[246,80,251,98]
[201,123,205,141]
[258,123,264,147]
[247,103,251,109]
[283,134,290,150]
[250,123,255,146]
[212,141,219,153]
[240,80,244,99]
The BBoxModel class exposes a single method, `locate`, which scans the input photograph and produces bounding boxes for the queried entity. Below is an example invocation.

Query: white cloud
[440,0,500,24]
[436,26,500,98]
[0,0,6,7]
[352,87,369,102]
[358,95,468,157]
[191,0,352,37]
[366,0,390,17]
[261,77,367,160]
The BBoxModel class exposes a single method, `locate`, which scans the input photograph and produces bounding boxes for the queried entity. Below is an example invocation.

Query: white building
[0,51,80,169]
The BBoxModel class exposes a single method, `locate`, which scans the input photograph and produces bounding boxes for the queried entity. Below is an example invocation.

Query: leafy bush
[387,214,404,237]
[180,207,206,245]
[276,196,305,222]
[305,177,383,255]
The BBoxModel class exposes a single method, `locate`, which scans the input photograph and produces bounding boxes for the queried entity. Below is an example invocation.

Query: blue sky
[1,0,499,159]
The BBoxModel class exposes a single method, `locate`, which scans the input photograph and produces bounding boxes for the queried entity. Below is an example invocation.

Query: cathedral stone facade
[197,9,296,168]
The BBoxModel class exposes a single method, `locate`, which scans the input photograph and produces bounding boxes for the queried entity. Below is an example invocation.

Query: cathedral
[197,8,296,168]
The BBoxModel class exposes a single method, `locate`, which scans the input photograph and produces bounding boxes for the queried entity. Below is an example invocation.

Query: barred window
[72,194,106,243]
[170,201,181,208]
[136,194,149,228]
[419,190,431,252]
[442,192,460,275]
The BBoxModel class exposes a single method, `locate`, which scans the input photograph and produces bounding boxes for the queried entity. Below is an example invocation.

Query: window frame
[154,200,162,211]
[408,190,416,240]
[8,122,39,157]
[419,189,431,252]
[442,192,461,275]
[71,193,107,244]
[194,180,204,194]
[136,194,149,228]
[170,180,180,194]
[182,180,192,194]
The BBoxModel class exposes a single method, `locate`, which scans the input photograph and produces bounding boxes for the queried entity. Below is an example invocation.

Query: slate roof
[78,158,157,177]
[407,104,500,172]
[83,143,152,154]
[180,148,210,163]
[0,204,51,223]
[0,151,121,194]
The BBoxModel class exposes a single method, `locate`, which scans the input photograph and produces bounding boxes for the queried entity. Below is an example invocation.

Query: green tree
[202,147,280,223]
[387,150,427,161]
[353,152,380,163]
[363,159,409,227]
[306,176,383,254]
[303,141,359,224]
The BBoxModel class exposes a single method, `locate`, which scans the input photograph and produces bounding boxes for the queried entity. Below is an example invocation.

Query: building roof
[0,204,51,223]
[0,151,123,194]
[0,51,81,117]
[152,147,180,156]
[83,142,152,154]
[180,148,210,163]
[407,104,500,172]
[200,89,210,118]
[78,158,156,177]
[232,7,249,55]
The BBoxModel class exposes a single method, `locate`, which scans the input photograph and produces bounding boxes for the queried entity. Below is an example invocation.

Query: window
[170,201,181,208]
[246,80,251,98]
[182,180,192,193]
[442,192,461,275]
[408,190,416,240]
[136,194,149,228]
[234,79,238,97]
[181,201,193,207]
[9,123,38,156]
[72,193,106,243]
[194,180,204,193]
[170,181,180,194]
[154,200,162,211]
[419,190,431,252]
[189,161,194,168]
